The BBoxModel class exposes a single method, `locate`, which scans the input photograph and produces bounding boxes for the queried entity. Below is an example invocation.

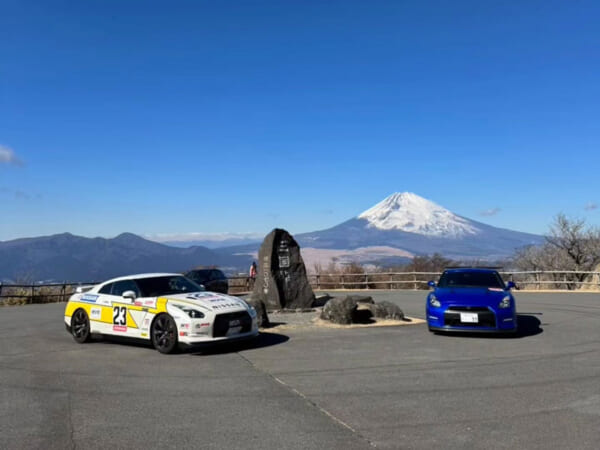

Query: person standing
[249,261,257,289]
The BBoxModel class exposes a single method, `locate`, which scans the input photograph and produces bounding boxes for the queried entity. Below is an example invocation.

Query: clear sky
[1,0,599,241]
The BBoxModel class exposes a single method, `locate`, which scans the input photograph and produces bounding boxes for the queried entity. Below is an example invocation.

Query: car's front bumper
[178,328,259,347]
[427,306,517,333]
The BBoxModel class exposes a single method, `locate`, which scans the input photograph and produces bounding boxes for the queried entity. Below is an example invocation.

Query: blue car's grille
[444,309,496,328]
[447,306,490,312]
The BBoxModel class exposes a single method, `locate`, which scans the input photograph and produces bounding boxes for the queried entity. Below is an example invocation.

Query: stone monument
[250,228,315,310]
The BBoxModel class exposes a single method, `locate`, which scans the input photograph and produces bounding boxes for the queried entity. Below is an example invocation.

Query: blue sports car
[426,268,517,334]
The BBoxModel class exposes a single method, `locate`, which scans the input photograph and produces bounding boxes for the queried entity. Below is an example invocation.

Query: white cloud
[584,202,598,211]
[0,145,24,166]
[480,208,501,217]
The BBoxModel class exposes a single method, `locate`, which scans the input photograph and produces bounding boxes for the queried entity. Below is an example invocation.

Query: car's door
[108,280,146,338]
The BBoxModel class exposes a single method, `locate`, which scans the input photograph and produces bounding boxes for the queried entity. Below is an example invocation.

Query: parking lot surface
[1,291,599,449]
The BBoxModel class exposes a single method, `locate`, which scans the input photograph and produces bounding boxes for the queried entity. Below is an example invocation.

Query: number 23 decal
[113,306,126,325]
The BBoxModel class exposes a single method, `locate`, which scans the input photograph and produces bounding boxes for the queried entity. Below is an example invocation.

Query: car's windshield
[135,276,204,297]
[437,271,505,289]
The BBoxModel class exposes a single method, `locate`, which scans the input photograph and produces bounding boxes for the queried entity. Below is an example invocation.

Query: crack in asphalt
[236,351,377,448]
[58,365,77,450]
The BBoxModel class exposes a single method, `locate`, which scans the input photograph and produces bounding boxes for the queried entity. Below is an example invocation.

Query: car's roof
[443,268,501,273]
[187,268,223,273]
[100,273,182,284]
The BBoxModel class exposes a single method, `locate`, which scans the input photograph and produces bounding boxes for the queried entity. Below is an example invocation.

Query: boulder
[250,228,315,310]
[367,301,404,320]
[320,296,359,325]
[345,295,374,305]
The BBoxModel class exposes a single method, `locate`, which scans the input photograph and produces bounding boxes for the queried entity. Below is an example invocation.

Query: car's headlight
[174,305,205,318]
[499,296,511,309]
[429,294,441,308]
[248,304,257,318]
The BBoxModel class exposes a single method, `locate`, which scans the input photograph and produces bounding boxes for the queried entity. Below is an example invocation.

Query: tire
[71,308,91,343]
[151,314,178,354]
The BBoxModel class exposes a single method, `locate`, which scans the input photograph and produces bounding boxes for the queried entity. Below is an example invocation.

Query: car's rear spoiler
[75,284,96,294]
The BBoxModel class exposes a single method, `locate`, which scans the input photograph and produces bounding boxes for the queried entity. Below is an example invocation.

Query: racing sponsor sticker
[80,294,99,303]
[90,307,102,320]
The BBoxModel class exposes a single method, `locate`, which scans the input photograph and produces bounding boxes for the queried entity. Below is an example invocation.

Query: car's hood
[434,287,509,305]
[165,292,249,313]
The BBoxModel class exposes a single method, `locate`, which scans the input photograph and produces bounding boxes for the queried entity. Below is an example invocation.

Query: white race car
[64,273,259,354]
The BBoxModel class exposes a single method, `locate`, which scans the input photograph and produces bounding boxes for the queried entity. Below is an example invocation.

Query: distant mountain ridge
[0,232,251,282]
[223,192,545,266]
[0,193,546,281]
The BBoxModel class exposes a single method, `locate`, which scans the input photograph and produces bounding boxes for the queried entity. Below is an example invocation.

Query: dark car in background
[184,268,229,294]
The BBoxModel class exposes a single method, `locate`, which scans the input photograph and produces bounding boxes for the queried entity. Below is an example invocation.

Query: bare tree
[514,214,600,289]
[546,214,600,273]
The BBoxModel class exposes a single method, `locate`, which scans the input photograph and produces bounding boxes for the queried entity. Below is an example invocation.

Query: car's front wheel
[71,308,91,343]
[151,314,178,354]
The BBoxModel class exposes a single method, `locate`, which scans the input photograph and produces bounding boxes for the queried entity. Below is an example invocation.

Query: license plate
[226,326,242,336]
[460,313,478,323]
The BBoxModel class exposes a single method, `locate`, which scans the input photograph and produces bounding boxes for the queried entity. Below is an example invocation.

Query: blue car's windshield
[438,271,505,289]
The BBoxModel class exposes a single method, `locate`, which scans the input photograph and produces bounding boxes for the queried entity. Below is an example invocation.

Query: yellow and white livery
[64,273,259,354]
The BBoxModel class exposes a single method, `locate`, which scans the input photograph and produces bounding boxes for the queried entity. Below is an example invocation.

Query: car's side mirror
[427,280,436,288]
[505,281,516,290]
[122,290,137,301]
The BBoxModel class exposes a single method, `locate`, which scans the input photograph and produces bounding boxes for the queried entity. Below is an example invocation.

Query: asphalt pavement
[1,291,599,449]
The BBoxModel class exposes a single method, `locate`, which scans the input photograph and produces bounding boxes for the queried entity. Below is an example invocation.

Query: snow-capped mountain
[292,192,544,262]
[358,192,478,237]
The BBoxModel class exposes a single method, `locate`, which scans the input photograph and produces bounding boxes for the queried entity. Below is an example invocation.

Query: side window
[112,280,140,297]
[99,283,114,295]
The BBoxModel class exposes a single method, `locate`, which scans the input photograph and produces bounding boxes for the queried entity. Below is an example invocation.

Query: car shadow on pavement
[91,331,289,355]
[187,331,290,356]
[433,314,543,339]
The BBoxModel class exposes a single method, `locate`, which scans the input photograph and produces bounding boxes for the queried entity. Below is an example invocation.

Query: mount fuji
[286,192,544,265]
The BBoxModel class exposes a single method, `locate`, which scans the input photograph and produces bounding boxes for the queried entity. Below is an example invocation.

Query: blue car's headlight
[499,296,511,309]
[429,294,441,307]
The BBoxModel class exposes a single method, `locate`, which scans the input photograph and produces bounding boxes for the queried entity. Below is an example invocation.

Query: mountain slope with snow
[358,192,479,237]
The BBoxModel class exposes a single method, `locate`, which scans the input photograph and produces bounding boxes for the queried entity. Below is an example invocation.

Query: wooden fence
[2,270,598,305]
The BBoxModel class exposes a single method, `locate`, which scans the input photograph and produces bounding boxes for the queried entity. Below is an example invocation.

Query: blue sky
[1,0,599,241]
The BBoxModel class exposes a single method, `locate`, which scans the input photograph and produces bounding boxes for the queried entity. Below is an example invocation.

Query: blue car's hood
[434,287,509,305]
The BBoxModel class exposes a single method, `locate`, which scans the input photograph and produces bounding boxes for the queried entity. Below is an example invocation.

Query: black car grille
[448,307,490,312]
[212,311,252,337]
[444,308,496,328]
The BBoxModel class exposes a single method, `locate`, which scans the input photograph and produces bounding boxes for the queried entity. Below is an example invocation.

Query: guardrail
[302,270,600,291]
[0,281,99,305]
[2,270,598,305]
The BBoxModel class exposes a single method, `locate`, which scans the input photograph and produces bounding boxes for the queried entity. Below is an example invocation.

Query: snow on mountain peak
[357,192,479,237]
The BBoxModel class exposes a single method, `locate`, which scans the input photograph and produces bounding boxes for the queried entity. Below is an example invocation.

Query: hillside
[0,232,251,282]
